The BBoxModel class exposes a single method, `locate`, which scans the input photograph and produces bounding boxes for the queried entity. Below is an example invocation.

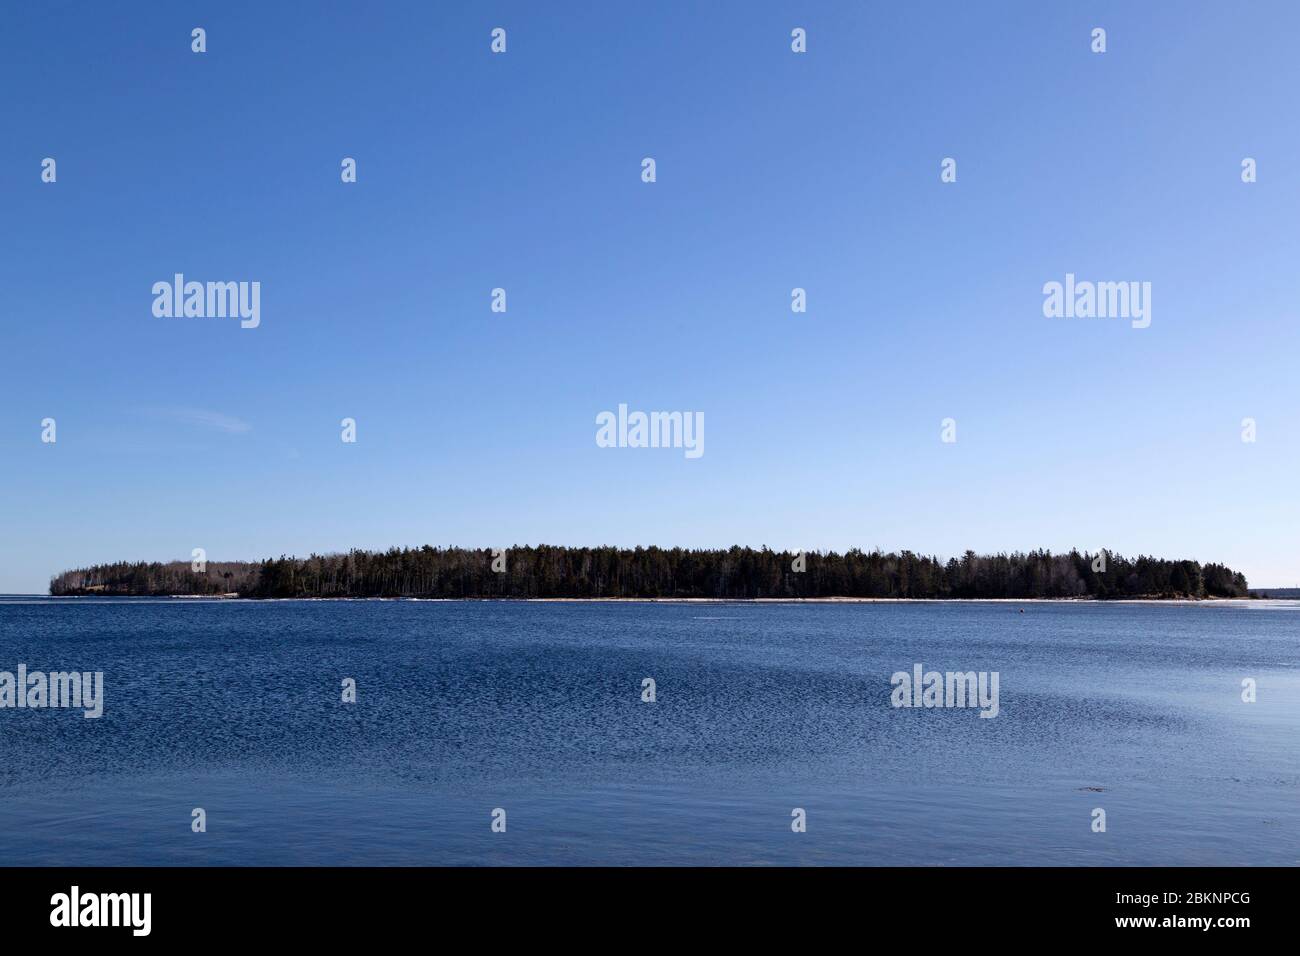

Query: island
[48,546,1251,600]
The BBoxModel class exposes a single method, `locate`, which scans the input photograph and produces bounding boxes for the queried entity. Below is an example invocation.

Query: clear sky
[2,1,1298,594]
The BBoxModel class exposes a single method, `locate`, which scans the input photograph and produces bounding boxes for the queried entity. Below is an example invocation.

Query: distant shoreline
[47,545,1253,602]
[32,594,1277,605]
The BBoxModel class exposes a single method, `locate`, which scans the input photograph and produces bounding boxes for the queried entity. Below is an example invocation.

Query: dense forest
[49,546,1250,600]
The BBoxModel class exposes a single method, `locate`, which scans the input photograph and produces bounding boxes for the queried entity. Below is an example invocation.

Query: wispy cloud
[153,406,252,434]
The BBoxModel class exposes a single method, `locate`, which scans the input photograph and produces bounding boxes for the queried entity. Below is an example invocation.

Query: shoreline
[31,595,1283,606]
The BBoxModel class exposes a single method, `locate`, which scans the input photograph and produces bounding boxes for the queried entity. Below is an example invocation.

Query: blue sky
[2,1,1298,593]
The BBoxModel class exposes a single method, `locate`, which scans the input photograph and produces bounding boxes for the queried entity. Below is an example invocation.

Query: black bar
[0,866,1277,941]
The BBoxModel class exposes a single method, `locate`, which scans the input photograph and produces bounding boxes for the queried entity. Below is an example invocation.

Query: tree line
[49,546,1250,600]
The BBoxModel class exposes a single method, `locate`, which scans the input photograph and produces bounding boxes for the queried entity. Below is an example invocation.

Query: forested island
[49,546,1250,600]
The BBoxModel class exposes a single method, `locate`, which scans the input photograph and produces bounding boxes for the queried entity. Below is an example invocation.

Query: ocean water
[0,597,1296,866]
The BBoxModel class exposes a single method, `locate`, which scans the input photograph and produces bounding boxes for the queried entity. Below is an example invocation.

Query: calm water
[0,598,1296,866]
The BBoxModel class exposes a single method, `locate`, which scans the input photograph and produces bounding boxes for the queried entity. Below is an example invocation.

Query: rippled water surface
[0,598,1296,865]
